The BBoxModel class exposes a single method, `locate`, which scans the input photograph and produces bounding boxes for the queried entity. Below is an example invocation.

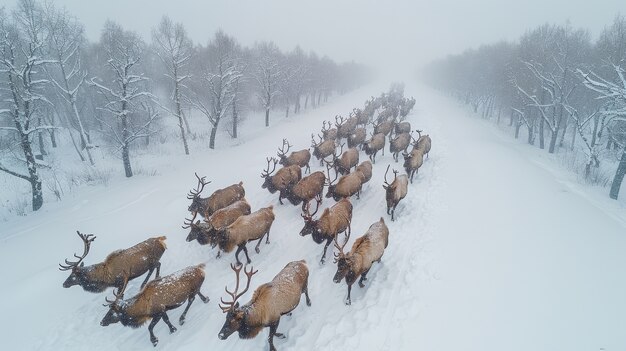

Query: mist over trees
[425,16,626,199]
[0,0,371,213]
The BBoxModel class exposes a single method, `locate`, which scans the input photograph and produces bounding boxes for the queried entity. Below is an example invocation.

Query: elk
[383,165,409,221]
[403,148,424,183]
[354,108,370,126]
[329,143,359,176]
[300,196,352,264]
[374,118,394,136]
[325,165,363,201]
[347,127,367,149]
[414,130,431,158]
[286,170,326,209]
[355,160,372,185]
[311,133,336,166]
[187,173,245,218]
[261,157,302,205]
[333,217,389,305]
[335,114,357,139]
[394,121,411,135]
[363,132,385,164]
[100,264,209,347]
[59,232,166,293]
[321,120,338,141]
[389,132,411,162]
[218,261,311,351]
[277,139,311,173]
[216,206,275,266]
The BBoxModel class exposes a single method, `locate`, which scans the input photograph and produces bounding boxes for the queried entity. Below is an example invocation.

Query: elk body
[374,118,394,136]
[277,139,311,173]
[414,130,431,158]
[185,199,251,250]
[363,133,385,164]
[355,160,372,185]
[261,158,302,204]
[321,121,338,141]
[389,132,411,162]
[325,166,363,201]
[311,134,336,165]
[330,144,359,175]
[394,121,411,135]
[347,127,367,149]
[333,218,389,305]
[218,262,311,351]
[216,206,275,266]
[403,148,424,183]
[354,108,370,126]
[300,196,353,264]
[286,171,326,209]
[335,115,358,139]
[100,264,209,347]
[187,173,245,218]
[60,232,166,293]
[383,166,409,221]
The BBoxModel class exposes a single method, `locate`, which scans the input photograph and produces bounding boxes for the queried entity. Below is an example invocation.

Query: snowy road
[1,83,625,351]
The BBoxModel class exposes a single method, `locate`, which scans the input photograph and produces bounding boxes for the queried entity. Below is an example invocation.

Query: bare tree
[253,42,282,127]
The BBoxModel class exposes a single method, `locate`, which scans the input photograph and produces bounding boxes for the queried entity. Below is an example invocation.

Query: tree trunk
[304,94,309,109]
[67,128,86,162]
[548,130,558,154]
[609,148,626,199]
[37,117,47,157]
[285,105,289,118]
[49,129,57,148]
[182,111,192,134]
[317,91,322,106]
[232,98,238,139]
[496,105,502,125]
[121,114,133,178]
[515,120,521,139]
[174,80,189,155]
[509,109,514,126]
[539,118,545,149]
[527,123,534,145]
[265,108,270,127]
[559,116,569,147]
[19,129,43,210]
[209,125,218,149]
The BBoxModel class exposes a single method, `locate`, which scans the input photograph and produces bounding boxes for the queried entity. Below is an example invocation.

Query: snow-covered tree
[252,42,282,127]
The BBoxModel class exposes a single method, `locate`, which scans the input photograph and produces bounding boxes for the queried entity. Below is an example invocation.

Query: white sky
[7,0,625,76]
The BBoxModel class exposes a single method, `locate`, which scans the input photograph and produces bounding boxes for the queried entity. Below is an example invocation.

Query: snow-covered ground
[1,82,625,351]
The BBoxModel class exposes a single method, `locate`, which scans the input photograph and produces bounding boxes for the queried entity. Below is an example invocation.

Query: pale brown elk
[347,127,367,149]
[414,130,431,158]
[216,206,275,266]
[355,160,372,185]
[383,165,409,221]
[354,107,370,126]
[374,118,394,136]
[333,217,389,305]
[335,114,357,139]
[59,232,166,293]
[389,132,411,162]
[187,173,245,218]
[394,121,411,135]
[403,148,424,183]
[329,143,359,176]
[261,157,302,204]
[300,196,353,264]
[218,262,311,351]
[286,171,326,209]
[325,165,363,201]
[311,133,336,166]
[321,120,338,141]
[100,264,209,347]
[363,132,385,164]
[277,138,311,173]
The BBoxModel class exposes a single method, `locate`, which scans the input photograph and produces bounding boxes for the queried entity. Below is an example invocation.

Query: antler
[260,157,278,178]
[277,139,291,158]
[383,164,391,186]
[324,161,338,186]
[104,277,128,306]
[59,231,96,271]
[187,173,211,199]
[334,115,346,128]
[182,211,198,229]
[219,264,258,312]
[333,221,351,263]
[301,194,322,220]
[322,120,330,132]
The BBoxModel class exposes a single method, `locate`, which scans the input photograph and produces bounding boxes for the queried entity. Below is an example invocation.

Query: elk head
[324,163,339,198]
[299,194,322,237]
[218,264,258,340]
[260,157,278,190]
[332,233,351,283]
[100,279,128,326]
[382,165,398,191]
[59,231,96,289]
[183,212,204,242]
[276,139,292,164]
[187,173,211,214]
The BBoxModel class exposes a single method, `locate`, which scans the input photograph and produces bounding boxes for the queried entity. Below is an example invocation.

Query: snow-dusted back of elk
[216,206,275,265]
[300,196,353,263]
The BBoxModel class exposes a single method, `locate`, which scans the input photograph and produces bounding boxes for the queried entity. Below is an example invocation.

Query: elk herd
[58,83,432,350]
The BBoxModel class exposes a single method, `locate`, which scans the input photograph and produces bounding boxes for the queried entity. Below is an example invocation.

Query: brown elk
[277,138,311,173]
[335,114,357,139]
[321,120,338,141]
[187,173,245,218]
[347,127,367,149]
[403,148,424,183]
[374,118,394,136]
[389,132,411,162]
[286,171,326,209]
[355,160,372,185]
[363,132,385,164]
[300,196,352,264]
[261,157,302,204]
[100,264,209,347]
[311,133,336,166]
[59,232,166,293]
[215,206,275,266]
[394,121,411,135]
[325,165,363,201]
[329,143,359,176]
[414,130,431,158]
[333,217,389,305]
[383,165,409,221]
[354,107,370,126]
[218,261,311,351]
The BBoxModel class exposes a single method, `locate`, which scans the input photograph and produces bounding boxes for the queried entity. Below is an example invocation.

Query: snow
[1,82,626,351]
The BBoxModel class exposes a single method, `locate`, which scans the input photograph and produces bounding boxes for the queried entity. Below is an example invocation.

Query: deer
[374,118,394,136]
[383,165,409,221]
[328,143,359,176]
[215,206,275,266]
[321,120,338,141]
[389,132,411,162]
[300,195,352,264]
[218,261,311,351]
[335,114,358,139]
[311,133,336,166]
[355,160,372,185]
[354,107,370,127]
[59,232,166,293]
[413,130,431,158]
[394,121,411,135]
[286,170,326,210]
[277,138,311,174]
[261,157,302,205]
[403,148,424,184]
[347,127,367,149]
[325,164,363,201]
[333,217,389,305]
[187,173,245,218]
[100,264,209,347]
[363,132,385,164]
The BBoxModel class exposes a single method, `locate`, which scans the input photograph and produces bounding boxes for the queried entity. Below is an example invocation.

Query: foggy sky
[19,0,626,76]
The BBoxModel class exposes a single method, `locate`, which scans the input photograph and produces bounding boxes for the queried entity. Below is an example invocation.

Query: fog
[50,0,624,77]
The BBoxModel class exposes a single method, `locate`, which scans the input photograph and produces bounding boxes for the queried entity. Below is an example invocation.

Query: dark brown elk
[414,130,432,158]
[394,121,411,135]
[335,114,357,139]
[374,118,394,136]
[311,133,336,166]
[347,127,367,149]
[321,120,338,141]
[261,157,302,204]
[286,171,326,209]
[363,132,385,164]
[329,143,359,176]
[403,148,424,183]
[218,262,311,351]
[300,196,352,264]
[389,132,411,162]
[59,232,165,293]
[333,217,389,305]
[355,160,372,185]
[187,173,245,218]
[216,206,275,266]
[325,165,363,201]
[383,165,409,221]
[277,139,311,173]
[100,264,209,347]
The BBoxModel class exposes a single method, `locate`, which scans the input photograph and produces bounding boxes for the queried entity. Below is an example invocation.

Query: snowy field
[1,82,625,351]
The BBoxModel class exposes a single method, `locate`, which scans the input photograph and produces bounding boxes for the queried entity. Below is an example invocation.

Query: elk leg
[155,261,161,279]
[179,295,196,325]
[303,280,312,306]
[216,250,221,259]
[148,315,162,346]
[161,312,177,333]
[268,320,283,351]
[255,234,265,253]
[306,163,310,173]
[141,268,155,288]
[359,269,371,288]
[391,206,396,221]
[234,246,244,266]
[346,284,353,305]
[278,191,284,205]
[266,228,271,244]
[320,238,333,264]
[242,245,252,264]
